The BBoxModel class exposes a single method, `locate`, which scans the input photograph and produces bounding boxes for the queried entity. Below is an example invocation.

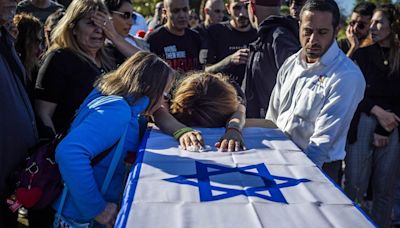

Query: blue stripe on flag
[318,166,377,227]
[115,127,152,228]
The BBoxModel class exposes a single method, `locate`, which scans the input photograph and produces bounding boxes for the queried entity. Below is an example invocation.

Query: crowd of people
[0,0,400,227]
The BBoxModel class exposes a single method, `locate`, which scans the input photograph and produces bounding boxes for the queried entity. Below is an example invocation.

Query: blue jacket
[53,88,149,222]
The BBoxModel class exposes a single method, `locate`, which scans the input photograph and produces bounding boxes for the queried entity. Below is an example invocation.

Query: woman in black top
[14,13,43,104]
[103,0,148,66]
[344,5,400,228]
[35,0,139,134]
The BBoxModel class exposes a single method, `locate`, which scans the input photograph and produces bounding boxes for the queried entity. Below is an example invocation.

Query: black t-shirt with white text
[206,22,257,86]
[146,26,202,73]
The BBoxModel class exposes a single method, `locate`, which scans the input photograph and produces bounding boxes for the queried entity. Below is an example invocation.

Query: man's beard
[236,16,249,28]
[357,32,368,41]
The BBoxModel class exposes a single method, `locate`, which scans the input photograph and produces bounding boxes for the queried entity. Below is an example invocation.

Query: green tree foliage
[132,0,159,17]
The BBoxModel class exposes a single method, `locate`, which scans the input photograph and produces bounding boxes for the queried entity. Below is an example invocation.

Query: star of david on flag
[164,162,310,203]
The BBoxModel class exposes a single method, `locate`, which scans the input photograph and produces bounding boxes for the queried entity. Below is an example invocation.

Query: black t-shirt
[35,49,105,131]
[193,23,209,49]
[206,22,257,86]
[16,0,64,23]
[105,42,126,67]
[146,26,202,73]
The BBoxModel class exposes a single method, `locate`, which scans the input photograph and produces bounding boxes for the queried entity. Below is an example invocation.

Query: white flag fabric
[116,127,374,228]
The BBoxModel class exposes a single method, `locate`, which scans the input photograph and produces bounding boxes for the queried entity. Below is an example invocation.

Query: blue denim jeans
[345,113,400,228]
[393,179,400,225]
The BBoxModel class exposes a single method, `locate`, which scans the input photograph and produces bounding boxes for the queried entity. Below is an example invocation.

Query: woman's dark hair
[353,2,376,17]
[95,52,176,112]
[13,13,43,80]
[44,9,65,48]
[103,0,132,12]
[300,0,340,28]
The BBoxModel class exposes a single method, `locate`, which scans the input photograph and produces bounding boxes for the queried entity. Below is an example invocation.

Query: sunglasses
[112,11,135,20]
[349,20,367,30]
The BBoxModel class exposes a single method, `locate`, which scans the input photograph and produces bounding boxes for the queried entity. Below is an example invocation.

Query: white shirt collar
[296,41,341,69]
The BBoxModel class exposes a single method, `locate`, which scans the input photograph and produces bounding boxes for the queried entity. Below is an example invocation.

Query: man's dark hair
[353,2,376,17]
[300,0,340,28]
[103,0,132,12]
[289,0,306,6]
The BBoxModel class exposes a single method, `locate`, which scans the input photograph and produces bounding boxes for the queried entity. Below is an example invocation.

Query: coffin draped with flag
[116,127,374,228]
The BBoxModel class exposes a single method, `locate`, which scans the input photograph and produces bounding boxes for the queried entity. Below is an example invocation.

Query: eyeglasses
[163,92,172,101]
[112,11,134,20]
[349,20,367,30]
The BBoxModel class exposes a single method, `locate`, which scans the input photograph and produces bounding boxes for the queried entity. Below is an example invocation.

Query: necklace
[380,46,389,66]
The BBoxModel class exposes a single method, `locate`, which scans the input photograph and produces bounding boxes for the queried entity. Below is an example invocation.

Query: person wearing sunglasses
[337,2,375,57]
[344,5,400,227]
[103,0,148,65]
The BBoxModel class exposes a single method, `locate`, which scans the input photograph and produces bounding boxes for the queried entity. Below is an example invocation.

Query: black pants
[28,207,54,228]
[322,160,342,185]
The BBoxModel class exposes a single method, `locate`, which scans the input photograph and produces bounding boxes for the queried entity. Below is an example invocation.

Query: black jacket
[0,27,38,197]
[244,15,300,118]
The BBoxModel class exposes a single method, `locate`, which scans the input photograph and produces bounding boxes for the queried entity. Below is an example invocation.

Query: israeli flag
[116,127,374,228]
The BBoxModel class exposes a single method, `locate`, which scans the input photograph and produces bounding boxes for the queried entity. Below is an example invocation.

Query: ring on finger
[103,21,107,26]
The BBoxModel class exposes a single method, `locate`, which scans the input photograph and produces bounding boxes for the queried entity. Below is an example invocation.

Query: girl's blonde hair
[171,72,239,127]
[95,52,176,112]
[46,0,114,70]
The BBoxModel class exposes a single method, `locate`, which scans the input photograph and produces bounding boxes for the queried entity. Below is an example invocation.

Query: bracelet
[226,121,241,130]
[173,127,194,140]
[226,121,242,133]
